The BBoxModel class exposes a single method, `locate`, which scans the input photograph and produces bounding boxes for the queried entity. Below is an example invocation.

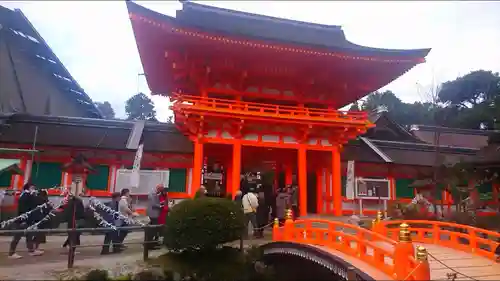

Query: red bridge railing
[374,219,500,260]
[272,213,430,280]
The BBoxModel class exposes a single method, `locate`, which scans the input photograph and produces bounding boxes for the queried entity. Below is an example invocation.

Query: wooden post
[191,139,204,197]
[226,159,233,196]
[394,223,415,280]
[316,168,323,214]
[283,209,294,241]
[414,246,431,280]
[332,147,342,216]
[272,218,280,240]
[231,142,241,199]
[285,164,293,186]
[298,145,307,217]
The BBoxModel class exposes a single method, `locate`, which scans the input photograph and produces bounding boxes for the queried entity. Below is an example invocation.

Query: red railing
[375,220,500,260]
[272,217,430,280]
[171,94,370,124]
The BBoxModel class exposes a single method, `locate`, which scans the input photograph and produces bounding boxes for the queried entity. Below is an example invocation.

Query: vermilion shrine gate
[127,1,430,216]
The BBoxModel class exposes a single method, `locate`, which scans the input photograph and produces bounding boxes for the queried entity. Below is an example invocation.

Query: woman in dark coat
[33,190,50,249]
[255,185,269,239]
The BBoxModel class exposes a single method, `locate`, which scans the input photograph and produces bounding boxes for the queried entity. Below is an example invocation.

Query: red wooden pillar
[316,168,323,214]
[325,171,331,214]
[231,142,241,199]
[191,139,204,197]
[298,145,307,217]
[226,159,233,196]
[332,147,342,217]
[284,164,293,186]
[274,163,281,192]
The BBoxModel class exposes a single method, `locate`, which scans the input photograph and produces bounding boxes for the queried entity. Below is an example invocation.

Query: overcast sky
[2,1,500,121]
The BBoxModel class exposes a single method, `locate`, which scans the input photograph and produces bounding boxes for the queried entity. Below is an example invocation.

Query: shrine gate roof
[126,1,431,108]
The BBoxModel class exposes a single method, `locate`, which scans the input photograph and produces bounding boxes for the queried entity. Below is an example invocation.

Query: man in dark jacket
[8,183,43,259]
[101,192,121,255]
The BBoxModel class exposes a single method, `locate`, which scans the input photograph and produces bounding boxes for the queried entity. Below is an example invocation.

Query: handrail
[272,217,429,280]
[376,220,500,260]
[171,94,370,122]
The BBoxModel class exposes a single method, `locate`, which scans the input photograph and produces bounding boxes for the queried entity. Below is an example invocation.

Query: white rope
[89,197,145,226]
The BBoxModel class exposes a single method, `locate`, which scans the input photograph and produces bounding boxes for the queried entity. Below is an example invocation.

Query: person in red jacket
[157,189,169,225]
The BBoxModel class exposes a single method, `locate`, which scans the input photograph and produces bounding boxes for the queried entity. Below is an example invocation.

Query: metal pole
[31,126,39,181]
[143,227,149,261]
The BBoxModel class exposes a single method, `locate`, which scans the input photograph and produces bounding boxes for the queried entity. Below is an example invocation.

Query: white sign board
[355,178,390,200]
[346,161,355,200]
[116,169,170,195]
[130,143,144,188]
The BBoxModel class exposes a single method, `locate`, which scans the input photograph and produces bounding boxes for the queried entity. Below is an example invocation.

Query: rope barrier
[427,251,479,281]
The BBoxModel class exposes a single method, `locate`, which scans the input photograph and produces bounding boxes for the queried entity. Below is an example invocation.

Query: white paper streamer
[27,200,66,230]
[88,204,117,230]
[0,201,54,229]
[89,197,145,226]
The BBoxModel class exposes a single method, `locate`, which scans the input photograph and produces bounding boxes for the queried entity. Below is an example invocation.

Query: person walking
[116,188,136,251]
[290,185,299,219]
[241,187,259,239]
[33,189,50,251]
[100,192,121,255]
[146,185,163,250]
[8,183,43,259]
[275,186,291,225]
[255,186,269,239]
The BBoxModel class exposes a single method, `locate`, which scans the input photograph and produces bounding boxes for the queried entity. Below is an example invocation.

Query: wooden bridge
[265,213,500,280]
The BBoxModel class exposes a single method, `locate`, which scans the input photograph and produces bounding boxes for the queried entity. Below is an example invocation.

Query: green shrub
[84,269,110,281]
[132,269,164,281]
[164,197,244,252]
[152,247,276,281]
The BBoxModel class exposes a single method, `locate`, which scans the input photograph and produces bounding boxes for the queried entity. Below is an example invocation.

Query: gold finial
[416,246,428,261]
[371,219,376,228]
[376,210,383,222]
[399,222,411,242]
[285,209,293,220]
[274,218,279,226]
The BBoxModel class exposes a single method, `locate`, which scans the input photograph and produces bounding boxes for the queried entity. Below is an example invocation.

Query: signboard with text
[355,178,390,200]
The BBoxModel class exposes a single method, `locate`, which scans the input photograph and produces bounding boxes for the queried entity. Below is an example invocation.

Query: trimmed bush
[164,197,244,252]
[152,246,276,281]
[84,269,110,281]
[132,268,164,281]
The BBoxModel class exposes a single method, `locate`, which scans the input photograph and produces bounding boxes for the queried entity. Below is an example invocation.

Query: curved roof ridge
[182,1,343,32]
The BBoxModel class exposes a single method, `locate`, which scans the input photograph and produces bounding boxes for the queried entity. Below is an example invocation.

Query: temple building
[0,2,494,216]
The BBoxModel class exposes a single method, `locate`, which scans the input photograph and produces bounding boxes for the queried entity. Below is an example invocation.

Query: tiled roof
[0,5,102,118]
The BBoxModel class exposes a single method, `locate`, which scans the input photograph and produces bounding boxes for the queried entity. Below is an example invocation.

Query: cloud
[3,1,500,120]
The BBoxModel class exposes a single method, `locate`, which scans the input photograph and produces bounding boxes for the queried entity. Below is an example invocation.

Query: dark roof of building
[0,113,192,153]
[127,1,430,59]
[0,113,480,168]
[465,132,500,166]
[364,111,422,143]
[0,5,102,118]
[410,124,491,149]
[369,139,477,167]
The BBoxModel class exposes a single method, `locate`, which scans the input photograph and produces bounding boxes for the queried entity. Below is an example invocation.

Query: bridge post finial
[414,246,431,280]
[416,246,427,261]
[272,218,280,241]
[284,209,294,241]
[393,222,416,280]
[285,209,293,221]
[398,222,411,242]
[376,210,383,223]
